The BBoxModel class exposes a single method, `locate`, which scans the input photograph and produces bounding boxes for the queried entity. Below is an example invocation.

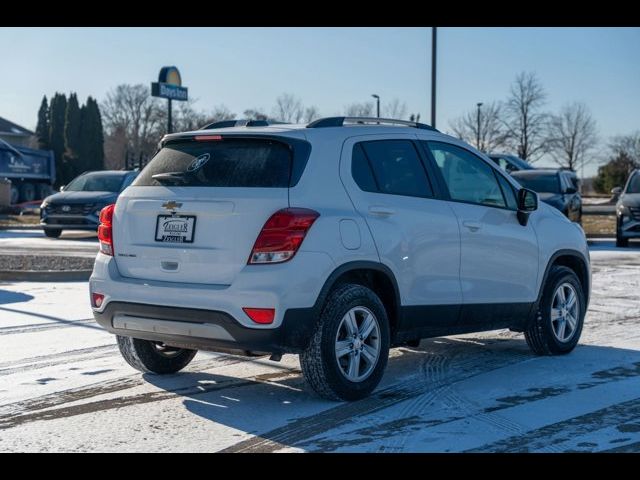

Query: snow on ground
[1,241,639,452]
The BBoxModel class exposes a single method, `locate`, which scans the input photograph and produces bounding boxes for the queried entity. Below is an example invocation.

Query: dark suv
[511,169,582,223]
[613,169,640,247]
[40,170,138,238]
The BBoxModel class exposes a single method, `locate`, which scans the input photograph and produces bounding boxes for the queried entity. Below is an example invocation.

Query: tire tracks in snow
[0,355,298,430]
[222,336,534,453]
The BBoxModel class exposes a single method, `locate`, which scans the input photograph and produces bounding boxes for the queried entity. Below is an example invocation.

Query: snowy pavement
[1,242,640,452]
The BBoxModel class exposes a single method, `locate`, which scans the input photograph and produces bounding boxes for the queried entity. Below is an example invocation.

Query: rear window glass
[133,138,292,188]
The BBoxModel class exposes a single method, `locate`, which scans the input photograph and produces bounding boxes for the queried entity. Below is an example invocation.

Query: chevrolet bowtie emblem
[162,201,183,210]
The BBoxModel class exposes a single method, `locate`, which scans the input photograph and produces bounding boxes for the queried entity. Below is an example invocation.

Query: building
[0,116,35,147]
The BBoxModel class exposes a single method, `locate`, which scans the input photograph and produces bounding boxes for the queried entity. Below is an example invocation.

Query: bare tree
[449,101,508,153]
[272,93,304,123]
[610,131,640,165]
[101,84,163,160]
[243,108,269,121]
[502,72,550,162]
[303,106,321,123]
[344,102,375,117]
[382,98,408,119]
[547,102,598,171]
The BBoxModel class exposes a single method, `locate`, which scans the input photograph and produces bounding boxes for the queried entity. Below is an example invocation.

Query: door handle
[369,206,396,217]
[463,221,482,232]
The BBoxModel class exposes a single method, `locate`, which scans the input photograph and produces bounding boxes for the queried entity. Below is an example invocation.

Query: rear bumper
[93,301,317,355]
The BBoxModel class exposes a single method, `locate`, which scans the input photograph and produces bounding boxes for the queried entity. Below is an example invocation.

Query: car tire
[44,229,62,238]
[116,335,197,374]
[300,283,390,401]
[525,266,585,356]
[616,235,629,248]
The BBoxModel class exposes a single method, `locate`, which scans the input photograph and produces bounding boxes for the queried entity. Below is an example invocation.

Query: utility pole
[431,27,437,128]
[167,99,173,134]
[476,102,483,151]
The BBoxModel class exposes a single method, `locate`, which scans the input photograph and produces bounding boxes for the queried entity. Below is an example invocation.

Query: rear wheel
[116,335,197,374]
[525,266,585,355]
[300,283,390,401]
[616,217,629,248]
[44,228,62,238]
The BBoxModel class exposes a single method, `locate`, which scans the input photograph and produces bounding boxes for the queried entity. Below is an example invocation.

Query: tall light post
[476,102,483,151]
[371,94,380,118]
[431,27,437,128]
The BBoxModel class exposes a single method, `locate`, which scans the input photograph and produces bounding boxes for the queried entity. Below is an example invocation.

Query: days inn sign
[151,66,188,101]
[151,66,188,133]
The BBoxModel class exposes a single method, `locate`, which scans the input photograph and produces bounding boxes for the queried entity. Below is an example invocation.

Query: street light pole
[371,94,380,118]
[431,27,437,128]
[476,102,483,151]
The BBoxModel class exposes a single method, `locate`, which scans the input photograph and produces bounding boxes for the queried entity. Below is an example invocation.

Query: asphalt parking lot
[0,236,639,452]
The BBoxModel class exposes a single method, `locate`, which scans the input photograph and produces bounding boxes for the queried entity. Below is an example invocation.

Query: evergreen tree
[48,93,67,186]
[35,96,50,150]
[64,93,82,180]
[79,97,105,172]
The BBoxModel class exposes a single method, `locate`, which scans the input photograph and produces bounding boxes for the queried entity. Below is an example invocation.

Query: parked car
[488,153,534,173]
[40,170,138,238]
[511,169,582,223]
[90,117,590,401]
[613,169,640,247]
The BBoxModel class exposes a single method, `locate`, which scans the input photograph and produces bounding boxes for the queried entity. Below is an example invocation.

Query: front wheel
[44,228,62,238]
[300,283,390,401]
[525,266,585,355]
[116,335,197,374]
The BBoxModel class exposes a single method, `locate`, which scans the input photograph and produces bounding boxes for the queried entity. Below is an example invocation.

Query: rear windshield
[133,138,293,188]
[513,173,560,193]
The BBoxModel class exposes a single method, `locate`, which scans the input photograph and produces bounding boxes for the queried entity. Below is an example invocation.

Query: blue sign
[151,66,188,101]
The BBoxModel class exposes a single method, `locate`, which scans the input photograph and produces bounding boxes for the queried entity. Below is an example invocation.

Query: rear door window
[354,140,433,198]
[133,138,293,188]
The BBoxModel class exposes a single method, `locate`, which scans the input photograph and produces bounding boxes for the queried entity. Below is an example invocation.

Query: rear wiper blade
[151,172,190,185]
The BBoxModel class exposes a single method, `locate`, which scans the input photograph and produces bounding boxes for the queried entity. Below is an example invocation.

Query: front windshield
[626,173,640,194]
[65,173,124,192]
[514,173,560,193]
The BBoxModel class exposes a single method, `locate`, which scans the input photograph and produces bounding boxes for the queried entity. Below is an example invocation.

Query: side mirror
[59,185,65,192]
[517,188,538,226]
[611,186,622,197]
[565,186,578,194]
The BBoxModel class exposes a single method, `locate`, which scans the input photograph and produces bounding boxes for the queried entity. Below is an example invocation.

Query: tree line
[99,85,412,169]
[35,93,104,187]
[448,72,598,171]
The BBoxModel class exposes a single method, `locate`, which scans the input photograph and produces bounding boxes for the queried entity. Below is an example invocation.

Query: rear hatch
[112,134,309,285]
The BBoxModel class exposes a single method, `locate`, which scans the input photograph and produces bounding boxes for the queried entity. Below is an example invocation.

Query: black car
[511,169,582,223]
[613,169,640,247]
[40,170,138,238]
[488,153,534,173]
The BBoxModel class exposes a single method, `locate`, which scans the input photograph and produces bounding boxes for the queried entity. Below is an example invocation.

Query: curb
[0,270,92,282]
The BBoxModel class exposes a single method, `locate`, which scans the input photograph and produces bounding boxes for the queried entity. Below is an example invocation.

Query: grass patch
[582,214,615,236]
[0,214,40,226]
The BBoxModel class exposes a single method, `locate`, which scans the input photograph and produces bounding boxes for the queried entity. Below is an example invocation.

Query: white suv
[90,117,591,401]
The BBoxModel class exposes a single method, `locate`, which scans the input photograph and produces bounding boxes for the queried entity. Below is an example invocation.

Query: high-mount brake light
[194,135,223,141]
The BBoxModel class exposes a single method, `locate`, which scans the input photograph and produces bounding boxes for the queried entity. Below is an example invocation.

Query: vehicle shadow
[0,289,34,305]
[142,336,640,452]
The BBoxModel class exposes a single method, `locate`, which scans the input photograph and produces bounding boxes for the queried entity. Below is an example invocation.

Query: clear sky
[1,27,638,175]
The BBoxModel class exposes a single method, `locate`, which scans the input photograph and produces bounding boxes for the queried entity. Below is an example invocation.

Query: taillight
[98,204,115,256]
[248,208,320,264]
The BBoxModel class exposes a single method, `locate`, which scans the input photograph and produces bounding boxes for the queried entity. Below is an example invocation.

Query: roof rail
[200,119,286,130]
[306,116,438,131]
